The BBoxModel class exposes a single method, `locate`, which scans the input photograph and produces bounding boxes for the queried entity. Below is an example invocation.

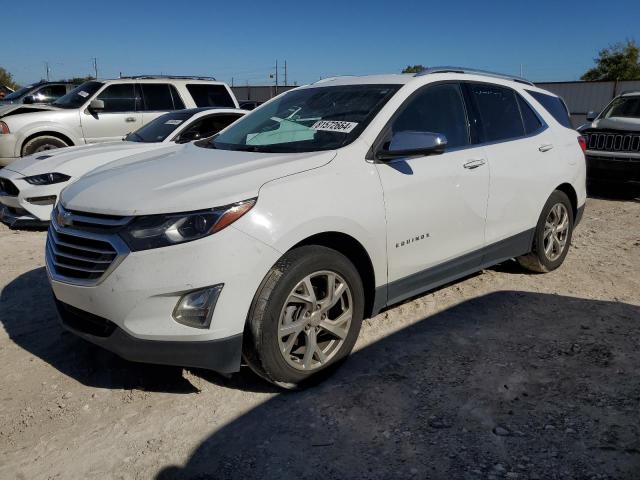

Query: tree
[581,40,640,81]
[402,65,426,74]
[0,67,18,90]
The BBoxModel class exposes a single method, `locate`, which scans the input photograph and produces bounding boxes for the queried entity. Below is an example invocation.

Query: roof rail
[313,75,358,84]
[415,66,534,86]
[119,75,217,81]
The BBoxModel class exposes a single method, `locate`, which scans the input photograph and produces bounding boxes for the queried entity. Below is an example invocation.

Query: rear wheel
[517,190,574,273]
[21,135,69,156]
[243,245,364,388]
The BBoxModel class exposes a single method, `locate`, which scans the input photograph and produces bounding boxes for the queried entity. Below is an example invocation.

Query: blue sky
[3,0,639,86]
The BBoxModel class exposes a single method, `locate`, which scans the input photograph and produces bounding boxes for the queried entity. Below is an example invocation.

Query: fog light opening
[172,284,223,329]
[26,195,57,206]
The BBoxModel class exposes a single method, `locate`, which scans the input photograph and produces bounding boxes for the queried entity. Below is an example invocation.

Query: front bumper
[47,214,283,371]
[0,203,48,228]
[55,299,243,372]
[0,169,59,224]
[586,152,640,184]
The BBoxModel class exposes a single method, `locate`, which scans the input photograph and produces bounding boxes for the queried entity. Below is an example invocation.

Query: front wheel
[517,190,574,273]
[243,245,364,388]
[21,135,69,156]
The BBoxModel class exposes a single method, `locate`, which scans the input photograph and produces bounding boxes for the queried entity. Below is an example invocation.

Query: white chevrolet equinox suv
[47,68,587,387]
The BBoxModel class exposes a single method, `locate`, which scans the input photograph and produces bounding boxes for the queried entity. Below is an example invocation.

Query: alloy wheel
[543,203,570,261]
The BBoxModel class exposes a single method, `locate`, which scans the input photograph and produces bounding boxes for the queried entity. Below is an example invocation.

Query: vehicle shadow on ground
[588,182,640,202]
[0,267,203,393]
[157,291,640,480]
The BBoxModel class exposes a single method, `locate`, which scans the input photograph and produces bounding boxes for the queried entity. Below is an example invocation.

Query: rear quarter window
[186,84,235,108]
[526,90,572,129]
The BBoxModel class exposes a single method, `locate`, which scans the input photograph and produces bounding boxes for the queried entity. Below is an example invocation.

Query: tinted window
[186,84,235,107]
[470,84,524,142]
[141,84,175,110]
[391,83,469,148]
[600,96,640,119]
[127,111,193,143]
[517,94,543,135]
[32,85,67,103]
[526,90,572,128]
[212,84,400,153]
[52,81,104,109]
[169,85,185,109]
[97,84,137,112]
[180,113,243,140]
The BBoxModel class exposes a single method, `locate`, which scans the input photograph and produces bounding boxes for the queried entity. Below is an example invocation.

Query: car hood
[589,117,640,131]
[61,143,336,216]
[3,142,173,177]
[0,103,59,118]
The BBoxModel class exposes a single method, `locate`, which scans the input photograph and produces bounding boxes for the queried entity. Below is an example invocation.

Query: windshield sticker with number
[311,120,358,133]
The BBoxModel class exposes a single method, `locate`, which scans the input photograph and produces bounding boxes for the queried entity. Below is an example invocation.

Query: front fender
[12,121,83,157]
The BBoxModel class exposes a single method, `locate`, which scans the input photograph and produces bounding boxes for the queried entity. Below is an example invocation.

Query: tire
[21,135,69,156]
[517,190,574,273]
[243,245,364,388]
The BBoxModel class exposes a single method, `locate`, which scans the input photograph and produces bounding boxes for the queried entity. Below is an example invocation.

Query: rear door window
[96,83,137,112]
[180,113,244,140]
[140,84,175,111]
[526,90,572,128]
[468,83,525,142]
[517,94,544,135]
[186,84,235,107]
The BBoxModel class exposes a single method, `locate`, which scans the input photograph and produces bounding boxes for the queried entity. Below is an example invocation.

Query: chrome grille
[584,131,640,153]
[46,206,130,285]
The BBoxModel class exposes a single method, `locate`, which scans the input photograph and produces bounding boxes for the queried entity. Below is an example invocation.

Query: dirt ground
[1,189,639,480]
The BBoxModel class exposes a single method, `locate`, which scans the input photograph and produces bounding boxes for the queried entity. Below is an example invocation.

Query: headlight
[23,172,70,185]
[119,198,256,251]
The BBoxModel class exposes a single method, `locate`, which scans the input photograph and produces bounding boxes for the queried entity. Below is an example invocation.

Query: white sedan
[0,107,246,227]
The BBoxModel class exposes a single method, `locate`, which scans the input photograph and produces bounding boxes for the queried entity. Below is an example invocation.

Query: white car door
[465,82,559,248]
[80,83,142,143]
[374,82,489,304]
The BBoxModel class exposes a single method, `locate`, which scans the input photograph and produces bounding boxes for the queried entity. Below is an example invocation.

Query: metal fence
[231,85,296,103]
[536,80,640,128]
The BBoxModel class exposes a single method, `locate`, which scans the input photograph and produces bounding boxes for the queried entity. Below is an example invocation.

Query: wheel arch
[291,231,378,319]
[20,130,75,156]
[555,183,578,220]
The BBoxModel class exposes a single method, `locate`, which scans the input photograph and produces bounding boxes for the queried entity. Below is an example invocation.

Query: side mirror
[586,111,598,122]
[376,131,447,161]
[23,95,35,104]
[89,99,105,112]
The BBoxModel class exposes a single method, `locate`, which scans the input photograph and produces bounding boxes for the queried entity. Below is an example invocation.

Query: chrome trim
[46,211,130,287]
[56,203,133,228]
[583,132,640,154]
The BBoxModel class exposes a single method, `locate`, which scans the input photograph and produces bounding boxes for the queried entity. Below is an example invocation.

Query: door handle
[538,144,554,152]
[463,159,486,170]
[125,117,137,123]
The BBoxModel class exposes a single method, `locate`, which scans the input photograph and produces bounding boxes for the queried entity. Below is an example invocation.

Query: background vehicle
[0,81,78,106]
[0,85,14,99]
[47,68,586,387]
[238,100,263,110]
[0,76,238,165]
[0,107,246,227]
[578,91,640,186]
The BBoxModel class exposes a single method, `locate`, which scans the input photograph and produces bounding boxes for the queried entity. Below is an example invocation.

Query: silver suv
[0,76,238,166]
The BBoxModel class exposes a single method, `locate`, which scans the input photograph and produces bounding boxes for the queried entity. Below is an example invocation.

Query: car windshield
[601,96,640,119]
[52,81,103,109]
[210,84,400,153]
[2,85,33,101]
[126,111,194,143]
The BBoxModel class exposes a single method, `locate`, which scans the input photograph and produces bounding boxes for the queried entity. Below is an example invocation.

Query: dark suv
[0,81,78,106]
[578,92,640,186]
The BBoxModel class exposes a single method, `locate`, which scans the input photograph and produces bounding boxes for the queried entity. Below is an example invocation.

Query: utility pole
[519,64,523,78]
[275,60,279,95]
[45,62,50,81]
[284,60,288,86]
[231,77,234,87]
[93,57,98,79]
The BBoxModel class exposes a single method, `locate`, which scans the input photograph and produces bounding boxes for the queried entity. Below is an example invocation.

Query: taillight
[577,136,586,153]
[0,121,9,135]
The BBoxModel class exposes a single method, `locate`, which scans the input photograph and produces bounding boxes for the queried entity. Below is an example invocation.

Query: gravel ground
[0,190,639,480]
